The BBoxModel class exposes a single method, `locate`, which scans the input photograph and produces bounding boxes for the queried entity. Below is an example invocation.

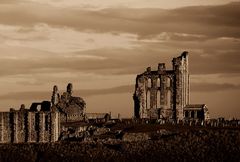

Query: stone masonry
[0,83,86,143]
[52,83,86,123]
[133,51,209,121]
[0,109,60,143]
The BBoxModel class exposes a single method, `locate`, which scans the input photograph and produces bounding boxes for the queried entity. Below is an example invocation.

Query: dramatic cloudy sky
[0,0,239,119]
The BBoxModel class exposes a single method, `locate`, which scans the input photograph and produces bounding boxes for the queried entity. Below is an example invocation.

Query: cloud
[0,85,134,101]
[191,83,240,92]
[0,2,239,39]
[1,81,240,103]
[26,0,236,9]
[0,24,138,53]
[0,2,239,77]
[0,44,239,79]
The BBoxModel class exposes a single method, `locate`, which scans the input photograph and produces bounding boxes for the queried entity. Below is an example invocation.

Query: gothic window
[197,111,202,118]
[35,113,40,131]
[36,105,41,111]
[185,111,189,118]
[45,115,49,131]
[166,77,171,87]
[191,111,194,118]
[147,78,152,88]
[157,78,160,87]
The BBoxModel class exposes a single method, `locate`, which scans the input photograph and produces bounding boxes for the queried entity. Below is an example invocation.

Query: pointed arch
[166,77,171,87]
[157,77,160,87]
[147,78,152,88]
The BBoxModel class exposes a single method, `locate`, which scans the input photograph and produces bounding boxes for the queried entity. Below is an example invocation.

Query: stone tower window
[36,105,41,111]
[166,77,171,87]
[147,78,152,88]
[191,111,194,118]
[45,115,49,131]
[185,111,189,118]
[157,78,160,87]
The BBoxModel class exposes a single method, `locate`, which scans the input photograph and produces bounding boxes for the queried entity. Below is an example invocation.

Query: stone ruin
[51,83,86,123]
[133,52,210,122]
[0,104,60,143]
[0,83,86,143]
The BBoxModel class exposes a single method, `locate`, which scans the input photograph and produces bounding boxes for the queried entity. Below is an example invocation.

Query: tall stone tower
[172,51,189,120]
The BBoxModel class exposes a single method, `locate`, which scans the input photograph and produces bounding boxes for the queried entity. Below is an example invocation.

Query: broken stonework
[133,52,209,121]
[52,83,86,123]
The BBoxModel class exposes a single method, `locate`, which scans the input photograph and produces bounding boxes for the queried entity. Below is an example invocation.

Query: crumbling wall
[52,83,86,123]
[0,111,60,143]
[134,52,190,121]
[0,112,11,143]
[172,52,189,120]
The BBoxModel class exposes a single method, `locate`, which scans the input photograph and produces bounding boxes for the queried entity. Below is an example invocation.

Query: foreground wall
[0,111,60,143]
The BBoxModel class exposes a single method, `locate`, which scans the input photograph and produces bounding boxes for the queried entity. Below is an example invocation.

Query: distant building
[86,113,111,123]
[133,52,209,121]
[51,83,86,123]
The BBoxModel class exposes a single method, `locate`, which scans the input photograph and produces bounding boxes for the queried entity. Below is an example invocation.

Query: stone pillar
[12,112,18,143]
[172,52,189,121]
[51,85,59,105]
[26,112,31,142]
[17,111,25,143]
[50,112,60,142]
[67,83,73,96]
[3,113,11,143]
[29,112,37,142]
[38,112,45,142]
[160,76,165,110]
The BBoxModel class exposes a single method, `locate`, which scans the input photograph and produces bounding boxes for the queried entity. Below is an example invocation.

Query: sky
[0,0,239,119]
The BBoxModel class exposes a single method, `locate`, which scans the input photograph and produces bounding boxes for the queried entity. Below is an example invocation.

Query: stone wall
[133,51,207,121]
[0,111,60,143]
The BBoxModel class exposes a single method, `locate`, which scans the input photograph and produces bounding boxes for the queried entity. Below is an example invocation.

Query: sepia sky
[0,0,239,118]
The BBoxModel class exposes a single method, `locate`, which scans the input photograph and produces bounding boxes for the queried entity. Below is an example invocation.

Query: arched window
[36,105,41,111]
[157,78,160,87]
[157,90,161,108]
[45,115,49,131]
[191,111,194,118]
[166,77,171,87]
[185,111,189,118]
[146,91,151,109]
[147,78,152,88]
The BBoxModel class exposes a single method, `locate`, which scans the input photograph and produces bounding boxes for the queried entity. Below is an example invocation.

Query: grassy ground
[0,125,239,162]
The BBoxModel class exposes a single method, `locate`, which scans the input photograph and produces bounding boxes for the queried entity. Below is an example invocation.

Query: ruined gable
[133,51,209,121]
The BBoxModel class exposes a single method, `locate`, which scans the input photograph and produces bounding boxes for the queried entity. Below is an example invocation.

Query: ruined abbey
[0,52,210,143]
[133,52,210,121]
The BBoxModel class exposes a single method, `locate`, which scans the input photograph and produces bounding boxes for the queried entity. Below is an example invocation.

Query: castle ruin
[0,83,86,143]
[133,52,210,121]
